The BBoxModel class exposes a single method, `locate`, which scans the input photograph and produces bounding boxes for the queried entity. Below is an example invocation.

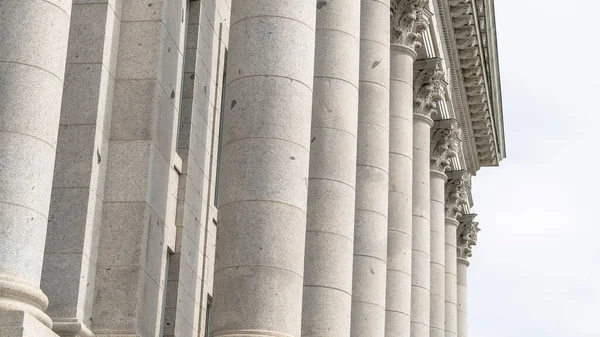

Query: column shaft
[302,1,361,336]
[457,259,469,337]
[444,218,459,337]
[350,1,390,336]
[429,171,446,337]
[0,0,72,331]
[385,44,416,337]
[410,114,433,337]
[211,2,317,336]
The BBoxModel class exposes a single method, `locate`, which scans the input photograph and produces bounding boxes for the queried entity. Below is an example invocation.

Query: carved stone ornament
[413,60,446,118]
[445,170,470,219]
[446,0,500,166]
[390,0,429,49]
[431,119,461,172]
[457,213,479,259]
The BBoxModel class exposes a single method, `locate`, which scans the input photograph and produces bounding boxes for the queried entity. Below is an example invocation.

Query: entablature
[433,0,505,172]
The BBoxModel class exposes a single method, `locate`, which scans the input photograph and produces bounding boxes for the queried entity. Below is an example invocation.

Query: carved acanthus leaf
[445,170,470,219]
[431,119,461,172]
[457,213,479,260]
[390,0,429,49]
[414,60,446,117]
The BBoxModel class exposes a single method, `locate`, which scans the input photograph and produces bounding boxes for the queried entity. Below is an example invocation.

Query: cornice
[484,0,506,159]
[434,0,505,171]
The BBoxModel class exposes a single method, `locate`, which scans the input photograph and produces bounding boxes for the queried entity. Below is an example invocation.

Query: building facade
[0,0,504,336]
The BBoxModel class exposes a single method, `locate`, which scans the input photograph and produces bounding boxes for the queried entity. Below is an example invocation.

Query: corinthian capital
[390,0,430,49]
[431,119,461,172]
[445,170,470,219]
[414,58,446,117]
[457,213,479,260]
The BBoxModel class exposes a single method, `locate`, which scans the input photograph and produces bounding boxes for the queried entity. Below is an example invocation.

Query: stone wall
[38,0,231,335]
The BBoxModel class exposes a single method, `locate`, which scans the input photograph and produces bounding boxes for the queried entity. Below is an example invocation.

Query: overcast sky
[469,1,600,336]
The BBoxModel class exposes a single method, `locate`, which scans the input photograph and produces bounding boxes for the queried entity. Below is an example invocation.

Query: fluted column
[457,214,479,337]
[211,2,316,336]
[302,1,361,336]
[385,2,428,336]
[410,59,445,337]
[350,0,390,336]
[429,120,459,337]
[0,0,72,332]
[443,170,470,337]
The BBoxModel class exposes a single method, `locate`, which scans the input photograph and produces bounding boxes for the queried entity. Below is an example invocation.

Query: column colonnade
[0,1,491,336]
[385,2,430,336]
[213,2,470,337]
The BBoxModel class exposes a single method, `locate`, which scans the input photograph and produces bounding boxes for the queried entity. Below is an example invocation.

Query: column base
[52,318,94,337]
[0,310,59,337]
[0,275,52,327]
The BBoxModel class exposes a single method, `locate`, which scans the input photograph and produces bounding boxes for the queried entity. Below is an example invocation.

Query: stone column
[0,0,72,334]
[302,1,361,336]
[429,120,459,337]
[457,259,469,337]
[385,2,428,336]
[444,217,460,337]
[210,2,316,337]
[350,1,390,336]
[429,169,446,337]
[410,58,445,337]
[457,214,479,337]
[443,171,470,337]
